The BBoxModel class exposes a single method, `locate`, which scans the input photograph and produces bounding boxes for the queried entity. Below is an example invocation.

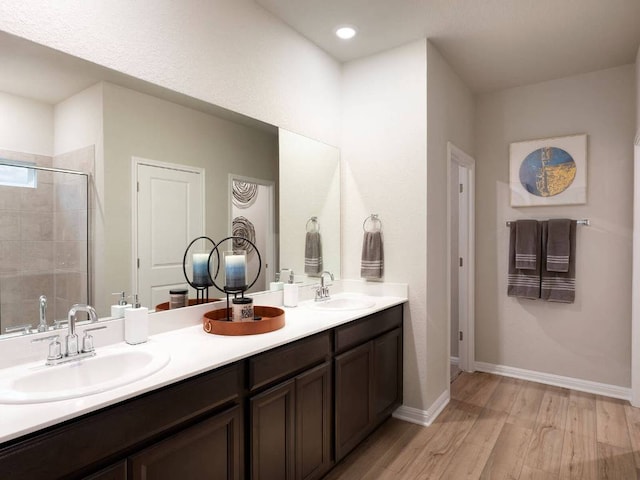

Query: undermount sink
[307,294,376,311]
[0,342,170,404]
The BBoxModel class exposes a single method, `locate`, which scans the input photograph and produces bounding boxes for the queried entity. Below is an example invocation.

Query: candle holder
[208,236,262,321]
[182,236,220,304]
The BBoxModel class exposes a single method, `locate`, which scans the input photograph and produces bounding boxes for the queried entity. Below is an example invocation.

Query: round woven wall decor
[232,181,258,209]
[232,216,256,255]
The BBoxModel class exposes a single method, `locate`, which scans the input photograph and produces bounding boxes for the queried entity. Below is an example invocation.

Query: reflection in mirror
[279,129,341,281]
[0,157,90,335]
[229,176,276,294]
[103,82,280,313]
[0,31,341,338]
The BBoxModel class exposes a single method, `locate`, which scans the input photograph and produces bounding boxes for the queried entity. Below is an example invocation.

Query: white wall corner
[392,389,450,427]
[475,361,631,401]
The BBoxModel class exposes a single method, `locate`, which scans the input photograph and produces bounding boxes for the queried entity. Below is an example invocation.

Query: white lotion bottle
[124,294,148,344]
[111,291,131,319]
[283,271,299,307]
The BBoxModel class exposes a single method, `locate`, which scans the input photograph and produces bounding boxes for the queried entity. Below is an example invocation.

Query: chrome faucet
[66,304,98,356]
[315,271,334,302]
[33,304,104,366]
[37,295,48,332]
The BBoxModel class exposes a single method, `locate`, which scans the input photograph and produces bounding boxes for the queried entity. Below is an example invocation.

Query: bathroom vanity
[0,296,404,480]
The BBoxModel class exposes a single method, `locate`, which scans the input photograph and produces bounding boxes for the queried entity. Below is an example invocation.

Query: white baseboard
[474,361,631,401]
[393,389,450,427]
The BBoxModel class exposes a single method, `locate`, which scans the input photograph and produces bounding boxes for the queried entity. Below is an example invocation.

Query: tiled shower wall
[0,146,94,332]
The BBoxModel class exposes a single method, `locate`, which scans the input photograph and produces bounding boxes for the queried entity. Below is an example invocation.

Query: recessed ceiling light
[335,25,357,40]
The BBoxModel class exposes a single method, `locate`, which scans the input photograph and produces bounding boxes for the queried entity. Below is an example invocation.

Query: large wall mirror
[0,31,341,336]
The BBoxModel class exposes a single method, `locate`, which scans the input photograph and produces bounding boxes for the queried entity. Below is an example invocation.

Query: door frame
[447,142,476,375]
[131,157,205,298]
[228,174,276,284]
[632,142,640,406]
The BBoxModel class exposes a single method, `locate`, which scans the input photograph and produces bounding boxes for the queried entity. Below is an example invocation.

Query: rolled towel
[507,221,541,299]
[304,231,323,276]
[361,231,384,280]
[541,220,577,303]
[515,220,539,270]
[546,219,571,272]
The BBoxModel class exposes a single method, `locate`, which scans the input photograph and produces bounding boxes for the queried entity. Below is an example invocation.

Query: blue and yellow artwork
[518,146,576,197]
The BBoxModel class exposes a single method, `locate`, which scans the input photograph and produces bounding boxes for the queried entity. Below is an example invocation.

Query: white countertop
[0,288,406,445]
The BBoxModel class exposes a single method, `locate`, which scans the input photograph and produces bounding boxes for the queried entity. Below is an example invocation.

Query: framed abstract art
[509,134,587,207]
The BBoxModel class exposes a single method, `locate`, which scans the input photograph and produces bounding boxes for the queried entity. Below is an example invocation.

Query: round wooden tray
[155,298,221,311]
[203,306,285,336]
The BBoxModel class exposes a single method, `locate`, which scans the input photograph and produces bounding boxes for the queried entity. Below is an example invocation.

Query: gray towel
[507,221,541,299]
[515,220,539,270]
[541,220,577,303]
[361,231,384,279]
[546,219,571,272]
[304,231,323,276]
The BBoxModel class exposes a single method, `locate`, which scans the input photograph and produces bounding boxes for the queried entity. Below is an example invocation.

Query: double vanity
[0,285,406,479]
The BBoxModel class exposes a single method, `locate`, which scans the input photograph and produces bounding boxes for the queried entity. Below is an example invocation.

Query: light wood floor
[325,372,640,479]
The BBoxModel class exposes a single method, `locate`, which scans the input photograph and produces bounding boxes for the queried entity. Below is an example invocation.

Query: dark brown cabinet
[248,331,332,480]
[295,362,332,480]
[250,379,296,480]
[334,342,374,461]
[373,327,403,418]
[1,305,403,480]
[130,405,243,480]
[83,461,127,480]
[334,306,403,462]
[0,363,243,480]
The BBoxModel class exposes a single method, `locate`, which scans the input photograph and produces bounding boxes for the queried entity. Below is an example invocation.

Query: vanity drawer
[334,305,403,354]
[249,331,331,392]
[0,362,243,480]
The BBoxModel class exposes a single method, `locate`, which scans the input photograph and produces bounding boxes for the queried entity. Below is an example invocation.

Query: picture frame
[509,133,587,207]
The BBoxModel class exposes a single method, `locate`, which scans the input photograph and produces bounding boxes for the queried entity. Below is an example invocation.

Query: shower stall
[0,158,90,334]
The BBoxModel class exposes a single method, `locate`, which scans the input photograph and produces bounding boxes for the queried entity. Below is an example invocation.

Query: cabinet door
[295,362,332,480]
[129,405,243,480]
[83,461,127,480]
[373,327,403,421]
[251,379,295,480]
[334,341,373,461]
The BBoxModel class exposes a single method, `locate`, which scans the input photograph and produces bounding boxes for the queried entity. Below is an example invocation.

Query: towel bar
[363,214,383,232]
[505,219,590,227]
[306,216,320,233]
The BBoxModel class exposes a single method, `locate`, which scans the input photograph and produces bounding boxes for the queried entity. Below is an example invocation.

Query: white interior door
[229,175,275,293]
[458,164,470,371]
[448,143,476,374]
[135,159,204,309]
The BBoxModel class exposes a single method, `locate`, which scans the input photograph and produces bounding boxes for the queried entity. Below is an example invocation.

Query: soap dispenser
[283,270,299,307]
[124,294,148,345]
[270,270,285,291]
[111,291,132,319]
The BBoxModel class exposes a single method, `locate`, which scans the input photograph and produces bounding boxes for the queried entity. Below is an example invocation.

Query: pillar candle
[225,254,246,289]
[192,253,212,287]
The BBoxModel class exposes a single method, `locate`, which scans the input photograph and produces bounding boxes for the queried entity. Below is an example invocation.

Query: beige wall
[0,92,53,156]
[342,40,428,410]
[475,64,635,387]
[0,0,341,146]
[426,42,475,403]
[341,39,475,413]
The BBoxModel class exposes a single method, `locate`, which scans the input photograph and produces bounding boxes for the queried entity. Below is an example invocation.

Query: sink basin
[0,342,170,404]
[307,294,376,311]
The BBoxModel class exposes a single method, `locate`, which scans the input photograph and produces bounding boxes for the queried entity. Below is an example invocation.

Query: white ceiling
[254,0,640,93]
